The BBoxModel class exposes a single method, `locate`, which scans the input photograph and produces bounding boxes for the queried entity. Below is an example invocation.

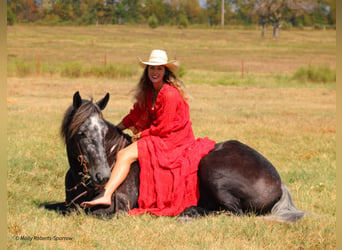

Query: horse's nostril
[102,176,109,184]
[95,173,102,183]
[96,173,109,185]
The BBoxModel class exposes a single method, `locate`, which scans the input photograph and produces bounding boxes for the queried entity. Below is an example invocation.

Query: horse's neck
[105,121,131,164]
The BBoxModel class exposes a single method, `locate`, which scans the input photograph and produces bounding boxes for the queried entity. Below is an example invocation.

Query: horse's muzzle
[94,172,110,185]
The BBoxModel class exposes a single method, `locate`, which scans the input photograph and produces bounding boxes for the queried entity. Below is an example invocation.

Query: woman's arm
[121,102,152,134]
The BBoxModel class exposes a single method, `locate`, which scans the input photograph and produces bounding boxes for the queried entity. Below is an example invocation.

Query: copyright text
[15,235,73,241]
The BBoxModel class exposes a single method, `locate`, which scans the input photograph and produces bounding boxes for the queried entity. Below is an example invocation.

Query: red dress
[122,84,216,216]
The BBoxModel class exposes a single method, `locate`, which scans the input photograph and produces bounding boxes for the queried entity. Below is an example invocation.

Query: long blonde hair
[133,66,191,108]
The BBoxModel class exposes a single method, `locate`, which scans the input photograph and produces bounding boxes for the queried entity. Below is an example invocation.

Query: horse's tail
[263,183,305,223]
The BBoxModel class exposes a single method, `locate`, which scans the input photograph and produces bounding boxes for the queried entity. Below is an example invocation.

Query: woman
[81,49,216,216]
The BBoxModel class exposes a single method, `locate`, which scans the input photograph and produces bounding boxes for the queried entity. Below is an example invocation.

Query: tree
[325,0,335,24]
[164,0,180,25]
[179,0,202,24]
[124,0,143,24]
[15,0,42,22]
[206,0,221,26]
[113,1,127,24]
[253,0,315,38]
[7,4,17,25]
[141,0,167,25]
[7,0,334,28]
[96,1,114,24]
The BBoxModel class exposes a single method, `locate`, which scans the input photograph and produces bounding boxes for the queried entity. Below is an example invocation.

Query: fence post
[37,55,40,76]
[104,54,107,67]
[241,60,244,79]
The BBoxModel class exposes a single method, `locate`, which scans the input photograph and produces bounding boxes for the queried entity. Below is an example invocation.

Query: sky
[199,0,206,8]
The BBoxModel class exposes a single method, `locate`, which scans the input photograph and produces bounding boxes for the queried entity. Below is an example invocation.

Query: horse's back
[198,140,282,214]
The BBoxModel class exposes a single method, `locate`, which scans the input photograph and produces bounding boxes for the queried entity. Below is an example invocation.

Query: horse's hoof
[177,215,193,223]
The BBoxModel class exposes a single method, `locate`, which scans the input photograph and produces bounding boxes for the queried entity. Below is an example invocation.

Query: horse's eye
[77,131,85,136]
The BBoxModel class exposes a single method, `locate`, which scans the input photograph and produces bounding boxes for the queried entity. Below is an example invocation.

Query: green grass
[7,77,335,249]
[7,58,138,79]
[8,57,335,87]
[292,64,336,83]
[7,25,335,249]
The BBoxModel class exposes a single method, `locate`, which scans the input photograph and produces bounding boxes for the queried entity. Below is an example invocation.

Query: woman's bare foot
[80,192,111,208]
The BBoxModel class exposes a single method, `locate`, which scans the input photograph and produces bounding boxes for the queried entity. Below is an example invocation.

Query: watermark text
[15,235,73,241]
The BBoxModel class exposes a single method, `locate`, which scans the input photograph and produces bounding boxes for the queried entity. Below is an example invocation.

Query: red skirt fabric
[128,136,215,216]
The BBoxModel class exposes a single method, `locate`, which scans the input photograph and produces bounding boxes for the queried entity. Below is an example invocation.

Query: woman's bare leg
[81,141,138,208]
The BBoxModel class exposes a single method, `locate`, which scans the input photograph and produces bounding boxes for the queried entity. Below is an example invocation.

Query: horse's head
[62,91,112,186]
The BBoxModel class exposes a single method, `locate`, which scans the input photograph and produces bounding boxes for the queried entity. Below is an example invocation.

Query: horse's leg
[64,170,75,205]
[43,202,70,215]
[200,174,244,215]
[178,167,221,219]
[178,192,243,220]
[179,177,244,219]
[212,191,244,215]
[178,206,209,220]
[89,194,115,218]
[197,148,245,215]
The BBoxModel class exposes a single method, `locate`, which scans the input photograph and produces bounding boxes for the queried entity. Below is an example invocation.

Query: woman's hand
[128,126,139,135]
[132,132,142,142]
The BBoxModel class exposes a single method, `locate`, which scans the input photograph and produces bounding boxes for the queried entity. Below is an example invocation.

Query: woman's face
[148,65,165,86]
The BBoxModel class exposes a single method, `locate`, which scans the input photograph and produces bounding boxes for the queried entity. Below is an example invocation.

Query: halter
[65,140,91,207]
[76,141,88,174]
[65,133,128,208]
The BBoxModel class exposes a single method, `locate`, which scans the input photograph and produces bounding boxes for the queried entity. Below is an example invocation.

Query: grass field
[7,25,336,249]
[7,25,336,77]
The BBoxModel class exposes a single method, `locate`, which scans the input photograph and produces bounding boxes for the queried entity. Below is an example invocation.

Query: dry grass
[7,25,336,75]
[7,76,335,249]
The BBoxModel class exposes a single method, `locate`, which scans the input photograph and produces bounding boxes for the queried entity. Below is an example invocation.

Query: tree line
[7,0,336,35]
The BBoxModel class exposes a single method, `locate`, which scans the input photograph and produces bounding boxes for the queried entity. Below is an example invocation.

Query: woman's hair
[133,66,192,108]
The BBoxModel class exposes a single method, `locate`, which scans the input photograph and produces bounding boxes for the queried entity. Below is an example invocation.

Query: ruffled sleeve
[122,102,152,133]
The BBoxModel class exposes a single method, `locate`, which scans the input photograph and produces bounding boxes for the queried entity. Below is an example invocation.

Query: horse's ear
[73,91,82,109]
[97,93,110,110]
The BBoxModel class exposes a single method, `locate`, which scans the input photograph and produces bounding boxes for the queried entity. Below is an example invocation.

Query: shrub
[83,63,137,79]
[15,59,34,77]
[177,64,187,78]
[41,64,59,76]
[148,15,159,29]
[107,64,137,78]
[7,6,16,25]
[292,65,336,83]
[39,14,61,26]
[313,24,325,30]
[178,14,189,29]
[61,62,83,78]
[281,22,292,30]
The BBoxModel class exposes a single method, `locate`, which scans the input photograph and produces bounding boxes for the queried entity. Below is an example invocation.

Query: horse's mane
[61,99,103,143]
[104,120,132,155]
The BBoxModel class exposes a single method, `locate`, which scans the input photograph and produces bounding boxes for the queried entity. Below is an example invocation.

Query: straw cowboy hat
[138,49,179,73]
